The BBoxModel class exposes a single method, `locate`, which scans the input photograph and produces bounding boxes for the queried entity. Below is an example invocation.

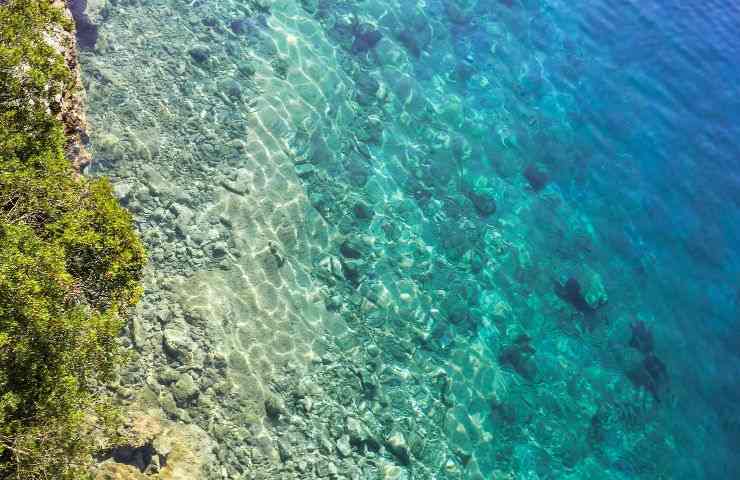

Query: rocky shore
[45,2,216,478]
[48,0,90,171]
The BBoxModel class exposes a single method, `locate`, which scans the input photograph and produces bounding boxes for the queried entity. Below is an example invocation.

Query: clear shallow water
[81,0,739,478]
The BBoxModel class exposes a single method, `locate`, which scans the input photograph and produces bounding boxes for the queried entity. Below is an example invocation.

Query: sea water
[80,0,740,478]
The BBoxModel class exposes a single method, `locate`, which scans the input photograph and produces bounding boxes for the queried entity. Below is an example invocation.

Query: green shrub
[0,1,145,477]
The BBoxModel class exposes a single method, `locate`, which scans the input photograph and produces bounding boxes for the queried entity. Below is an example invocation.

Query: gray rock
[466,188,497,217]
[189,46,210,64]
[221,80,242,99]
[174,189,191,205]
[294,163,315,178]
[154,307,172,324]
[163,320,195,362]
[211,241,229,257]
[187,230,206,246]
[254,436,280,463]
[381,463,408,480]
[386,431,410,465]
[137,189,153,207]
[170,203,194,225]
[113,181,133,203]
[159,390,179,417]
[81,0,108,25]
[346,417,377,449]
[173,373,198,404]
[142,167,169,197]
[131,315,147,349]
[220,170,251,195]
[151,207,166,222]
[336,434,352,457]
[127,199,142,213]
[264,393,286,420]
[158,366,180,385]
[315,459,338,477]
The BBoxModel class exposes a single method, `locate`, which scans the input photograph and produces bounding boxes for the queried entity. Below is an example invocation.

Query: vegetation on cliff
[0,1,145,477]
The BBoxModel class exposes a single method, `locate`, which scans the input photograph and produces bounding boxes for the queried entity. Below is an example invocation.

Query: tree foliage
[0,1,145,477]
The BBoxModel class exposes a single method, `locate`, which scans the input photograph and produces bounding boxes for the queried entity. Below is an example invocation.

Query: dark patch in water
[498,334,538,381]
[524,164,549,192]
[230,17,257,36]
[230,14,269,38]
[68,0,99,50]
[79,129,90,145]
[555,277,593,313]
[351,29,382,54]
[454,62,476,83]
[97,441,163,473]
[256,14,269,29]
[188,46,210,64]
[587,407,607,445]
[628,353,668,401]
[398,29,421,58]
[353,201,373,219]
[465,189,497,217]
[629,320,654,354]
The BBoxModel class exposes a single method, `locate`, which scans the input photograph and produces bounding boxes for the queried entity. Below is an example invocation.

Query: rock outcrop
[93,410,215,480]
[50,0,91,172]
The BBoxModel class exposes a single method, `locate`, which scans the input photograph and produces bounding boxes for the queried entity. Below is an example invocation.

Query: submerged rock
[444,0,476,25]
[346,417,377,450]
[628,353,669,401]
[555,276,592,313]
[385,431,411,465]
[523,164,549,192]
[220,79,242,99]
[397,29,421,58]
[352,27,382,54]
[498,334,537,381]
[163,320,195,363]
[629,320,655,354]
[339,236,368,260]
[210,241,228,258]
[355,73,380,104]
[230,17,259,36]
[264,393,286,421]
[68,0,104,50]
[465,189,497,217]
[173,373,198,404]
[336,434,352,457]
[188,46,210,64]
[353,201,373,219]
[93,411,214,479]
[583,271,608,309]
[346,155,370,187]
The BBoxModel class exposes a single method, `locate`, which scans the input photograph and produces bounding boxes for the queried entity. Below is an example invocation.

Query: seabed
[82,0,740,478]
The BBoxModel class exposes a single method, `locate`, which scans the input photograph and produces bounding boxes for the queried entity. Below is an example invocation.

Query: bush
[0,1,145,477]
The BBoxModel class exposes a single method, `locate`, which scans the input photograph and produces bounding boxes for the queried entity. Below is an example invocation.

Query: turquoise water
[80,0,739,478]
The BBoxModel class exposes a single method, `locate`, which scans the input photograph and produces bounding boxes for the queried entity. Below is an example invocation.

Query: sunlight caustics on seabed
[80,0,740,478]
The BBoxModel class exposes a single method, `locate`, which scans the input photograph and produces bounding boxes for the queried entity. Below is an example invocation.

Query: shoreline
[54,0,91,172]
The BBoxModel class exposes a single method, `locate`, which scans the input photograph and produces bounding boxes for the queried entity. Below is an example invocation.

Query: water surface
[82,0,740,477]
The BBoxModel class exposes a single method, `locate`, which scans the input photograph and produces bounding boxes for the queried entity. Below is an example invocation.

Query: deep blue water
[464,0,740,476]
